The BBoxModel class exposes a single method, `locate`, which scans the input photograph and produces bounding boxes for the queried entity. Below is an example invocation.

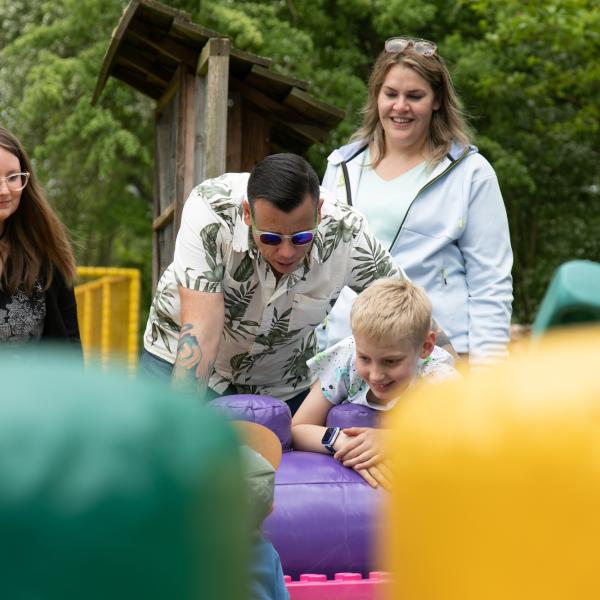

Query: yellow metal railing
[75,267,141,372]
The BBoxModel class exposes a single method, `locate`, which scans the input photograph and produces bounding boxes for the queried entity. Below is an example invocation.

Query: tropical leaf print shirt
[144,172,401,400]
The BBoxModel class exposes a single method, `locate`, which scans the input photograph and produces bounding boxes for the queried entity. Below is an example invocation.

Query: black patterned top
[0,282,46,344]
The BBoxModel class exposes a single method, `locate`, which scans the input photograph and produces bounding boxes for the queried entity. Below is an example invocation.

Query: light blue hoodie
[319,140,513,365]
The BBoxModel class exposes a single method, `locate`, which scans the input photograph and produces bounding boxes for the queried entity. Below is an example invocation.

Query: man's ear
[243,200,251,227]
[317,197,324,223]
[420,330,436,359]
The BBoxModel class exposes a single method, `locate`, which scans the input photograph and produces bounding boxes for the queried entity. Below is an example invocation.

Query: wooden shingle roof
[93,0,344,146]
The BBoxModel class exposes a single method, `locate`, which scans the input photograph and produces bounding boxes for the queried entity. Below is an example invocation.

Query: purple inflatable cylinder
[263,451,383,579]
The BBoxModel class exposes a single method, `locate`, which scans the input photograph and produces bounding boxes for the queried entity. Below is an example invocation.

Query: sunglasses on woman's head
[385,37,437,56]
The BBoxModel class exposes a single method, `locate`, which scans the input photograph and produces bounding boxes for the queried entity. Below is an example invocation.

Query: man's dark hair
[247,153,320,212]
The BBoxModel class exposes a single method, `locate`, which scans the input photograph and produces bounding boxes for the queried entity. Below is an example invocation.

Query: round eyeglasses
[0,172,30,192]
[385,37,437,57]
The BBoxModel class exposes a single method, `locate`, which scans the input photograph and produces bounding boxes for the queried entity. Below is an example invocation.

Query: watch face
[321,428,335,445]
[321,427,339,452]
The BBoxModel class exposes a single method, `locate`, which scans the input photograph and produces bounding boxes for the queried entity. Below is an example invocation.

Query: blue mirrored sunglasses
[253,228,316,246]
[249,204,318,245]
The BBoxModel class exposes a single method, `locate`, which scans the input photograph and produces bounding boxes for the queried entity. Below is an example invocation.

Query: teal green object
[532,260,600,336]
[0,347,248,600]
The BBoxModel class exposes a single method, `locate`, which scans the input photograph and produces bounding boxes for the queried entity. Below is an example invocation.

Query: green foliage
[447,0,600,320]
[0,0,154,317]
[1,0,598,325]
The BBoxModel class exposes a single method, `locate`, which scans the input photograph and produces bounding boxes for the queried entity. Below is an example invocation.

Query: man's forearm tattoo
[173,323,212,396]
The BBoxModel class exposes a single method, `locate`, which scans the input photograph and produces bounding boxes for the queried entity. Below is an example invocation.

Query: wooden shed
[92,0,345,287]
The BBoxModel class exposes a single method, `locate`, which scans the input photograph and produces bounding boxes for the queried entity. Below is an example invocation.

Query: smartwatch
[321,427,341,453]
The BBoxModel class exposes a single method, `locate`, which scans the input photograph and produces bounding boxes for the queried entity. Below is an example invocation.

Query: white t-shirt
[307,335,458,411]
[355,149,429,249]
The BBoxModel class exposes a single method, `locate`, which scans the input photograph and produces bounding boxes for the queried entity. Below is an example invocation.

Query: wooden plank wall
[174,66,197,233]
[226,89,242,172]
[152,65,197,287]
[152,83,178,289]
[241,104,270,172]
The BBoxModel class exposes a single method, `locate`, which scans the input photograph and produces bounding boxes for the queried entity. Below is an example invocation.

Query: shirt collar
[231,204,257,257]
[308,225,325,265]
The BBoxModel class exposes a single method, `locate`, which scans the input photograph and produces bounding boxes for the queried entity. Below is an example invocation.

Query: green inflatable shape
[532,260,600,336]
[0,347,248,600]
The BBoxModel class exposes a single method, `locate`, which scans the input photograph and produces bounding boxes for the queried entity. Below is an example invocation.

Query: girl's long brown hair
[0,126,76,295]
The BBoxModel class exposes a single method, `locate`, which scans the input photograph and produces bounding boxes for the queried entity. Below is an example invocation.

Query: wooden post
[196,38,230,180]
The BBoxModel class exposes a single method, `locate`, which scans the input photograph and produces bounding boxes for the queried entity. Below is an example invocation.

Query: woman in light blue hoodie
[320,37,513,366]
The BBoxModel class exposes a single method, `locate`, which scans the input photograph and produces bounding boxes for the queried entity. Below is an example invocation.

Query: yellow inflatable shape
[383,326,600,600]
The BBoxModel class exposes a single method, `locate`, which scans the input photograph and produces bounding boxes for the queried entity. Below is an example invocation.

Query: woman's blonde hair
[351,45,472,166]
[351,278,432,349]
[0,127,76,295]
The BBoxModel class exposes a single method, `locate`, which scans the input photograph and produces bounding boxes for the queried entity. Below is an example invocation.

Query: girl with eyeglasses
[0,126,80,349]
[319,37,513,367]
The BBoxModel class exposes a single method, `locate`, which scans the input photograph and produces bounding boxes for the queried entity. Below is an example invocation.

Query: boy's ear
[420,330,436,359]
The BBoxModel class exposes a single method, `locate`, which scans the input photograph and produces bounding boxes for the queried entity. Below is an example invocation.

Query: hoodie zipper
[387,148,471,252]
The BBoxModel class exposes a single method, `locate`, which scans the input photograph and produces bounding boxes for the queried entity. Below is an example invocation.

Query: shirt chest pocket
[288,293,332,333]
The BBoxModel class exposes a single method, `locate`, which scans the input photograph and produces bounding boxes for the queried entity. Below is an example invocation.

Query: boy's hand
[334,427,389,469]
[355,463,393,491]
[332,429,394,491]
[330,430,355,455]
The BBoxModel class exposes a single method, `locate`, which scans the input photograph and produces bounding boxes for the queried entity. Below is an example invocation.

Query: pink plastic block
[334,573,362,581]
[285,571,392,600]
[299,574,328,582]
[368,571,392,581]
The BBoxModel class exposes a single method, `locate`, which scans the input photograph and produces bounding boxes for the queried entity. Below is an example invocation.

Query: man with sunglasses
[142,153,400,413]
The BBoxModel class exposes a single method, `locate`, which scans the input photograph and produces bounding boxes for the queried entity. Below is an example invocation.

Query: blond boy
[292,279,457,489]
